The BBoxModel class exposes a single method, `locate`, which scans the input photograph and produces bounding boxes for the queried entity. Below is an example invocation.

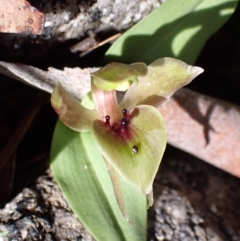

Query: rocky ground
[0,0,240,240]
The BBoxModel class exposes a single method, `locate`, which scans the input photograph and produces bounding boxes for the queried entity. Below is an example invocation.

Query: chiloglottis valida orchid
[51,57,203,221]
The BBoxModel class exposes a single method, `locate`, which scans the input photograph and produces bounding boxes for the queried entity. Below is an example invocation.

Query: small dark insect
[132,145,138,154]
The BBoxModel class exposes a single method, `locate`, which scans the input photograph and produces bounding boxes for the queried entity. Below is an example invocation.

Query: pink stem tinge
[91,81,121,124]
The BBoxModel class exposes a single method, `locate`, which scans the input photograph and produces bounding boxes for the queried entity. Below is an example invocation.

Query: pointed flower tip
[191,66,204,77]
[53,103,67,117]
[51,84,67,117]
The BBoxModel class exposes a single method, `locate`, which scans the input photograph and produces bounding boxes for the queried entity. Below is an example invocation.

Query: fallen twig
[159,88,240,178]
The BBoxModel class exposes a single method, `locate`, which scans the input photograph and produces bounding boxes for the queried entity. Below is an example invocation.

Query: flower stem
[91,80,121,124]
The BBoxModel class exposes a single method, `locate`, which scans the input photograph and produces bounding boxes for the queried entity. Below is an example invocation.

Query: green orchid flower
[51,57,203,221]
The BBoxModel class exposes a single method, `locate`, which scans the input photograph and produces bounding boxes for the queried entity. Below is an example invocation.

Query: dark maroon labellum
[104,109,132,139]
[132,145,138,154]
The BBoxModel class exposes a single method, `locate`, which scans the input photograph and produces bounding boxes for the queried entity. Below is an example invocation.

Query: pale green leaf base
[50,121,147,241]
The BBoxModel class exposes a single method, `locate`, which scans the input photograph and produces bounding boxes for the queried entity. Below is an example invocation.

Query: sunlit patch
[220,8,235,16]
[172,25,202,56]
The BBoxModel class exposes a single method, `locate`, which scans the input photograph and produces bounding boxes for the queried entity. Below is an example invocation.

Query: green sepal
[51,83,98,132]
[120,57,203,110]
[91,62,148,91]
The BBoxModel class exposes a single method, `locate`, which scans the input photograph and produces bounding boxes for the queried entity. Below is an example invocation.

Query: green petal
[91,105,167,194]
[91,62,147,91]
[120,57,203,110]
[51,83,98,132]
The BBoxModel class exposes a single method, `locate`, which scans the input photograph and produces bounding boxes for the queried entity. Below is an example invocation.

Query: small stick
[70,33,121,57]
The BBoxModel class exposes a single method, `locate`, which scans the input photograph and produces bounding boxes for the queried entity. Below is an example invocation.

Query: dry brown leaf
[0,0,44,34]
[159,88,240,178]
[0,61,97,100]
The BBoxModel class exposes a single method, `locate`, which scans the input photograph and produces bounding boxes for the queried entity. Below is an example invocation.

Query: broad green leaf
[51,121,147,241]
[91,105,167,194]
[103,0,237,64]
[51,83,98,132]
[120,57,203,110]
[91,62,147,91]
